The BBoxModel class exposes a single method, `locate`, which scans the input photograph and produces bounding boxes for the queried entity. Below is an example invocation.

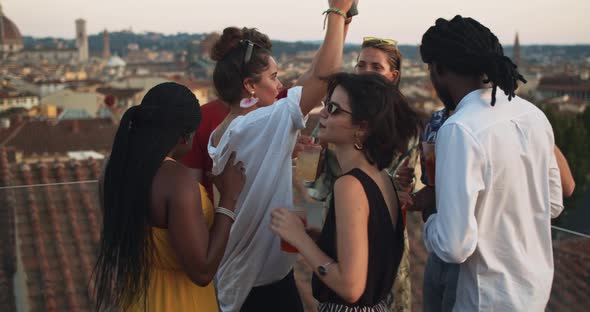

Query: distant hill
[23,32,590,62]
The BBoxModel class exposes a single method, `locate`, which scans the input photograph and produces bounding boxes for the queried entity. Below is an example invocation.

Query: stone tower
[513,32,521,68]
[75,18,88,62]
[102,29,110,59]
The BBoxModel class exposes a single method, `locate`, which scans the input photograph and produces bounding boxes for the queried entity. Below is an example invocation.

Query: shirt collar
[455,88,492,112]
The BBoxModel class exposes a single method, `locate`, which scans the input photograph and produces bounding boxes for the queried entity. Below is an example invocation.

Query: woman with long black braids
[93,82,245,311]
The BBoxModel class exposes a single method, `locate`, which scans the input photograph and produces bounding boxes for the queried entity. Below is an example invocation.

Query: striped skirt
[318,300,388,312]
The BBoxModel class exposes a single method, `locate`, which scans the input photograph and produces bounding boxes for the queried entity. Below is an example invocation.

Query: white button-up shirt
[209,87,305,312]
[423,88,564,311]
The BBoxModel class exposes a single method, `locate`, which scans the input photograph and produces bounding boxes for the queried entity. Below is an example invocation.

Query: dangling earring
[240,91,259,108]
[354,132,364,150]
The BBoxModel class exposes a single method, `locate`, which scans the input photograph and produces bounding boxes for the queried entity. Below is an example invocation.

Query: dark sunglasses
[323,100,352,115]
[242,40,254,65]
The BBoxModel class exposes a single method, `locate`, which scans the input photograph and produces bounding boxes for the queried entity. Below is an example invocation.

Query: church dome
[106,55,127,67]
[0,3,23,45]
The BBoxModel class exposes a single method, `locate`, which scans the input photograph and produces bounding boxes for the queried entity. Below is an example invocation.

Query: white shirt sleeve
[423,123,486,263]
[284,86,306,130]
[209,86,305,176]
[549,150,564,218]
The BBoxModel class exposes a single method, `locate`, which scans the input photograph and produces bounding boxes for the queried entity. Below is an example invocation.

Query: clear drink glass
[295,145,322,182]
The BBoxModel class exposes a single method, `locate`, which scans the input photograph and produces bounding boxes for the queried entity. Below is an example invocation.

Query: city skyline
[4,0,590,44]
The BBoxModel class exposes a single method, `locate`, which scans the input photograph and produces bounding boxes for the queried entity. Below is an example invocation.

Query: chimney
[71,120,80,133]
[0,118,10,129]
[10,114,22,125]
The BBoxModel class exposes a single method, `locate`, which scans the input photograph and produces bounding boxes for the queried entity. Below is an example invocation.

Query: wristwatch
[317,261,334,276]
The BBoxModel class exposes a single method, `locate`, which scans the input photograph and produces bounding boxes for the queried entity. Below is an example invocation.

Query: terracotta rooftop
[0,140,587,312]
[548,237,590,311]
[0,118,117,158]
[0,148,17,311]
[540,75,590,85]
[0,86,37,99]
[168,77,212,90]
[95,87,143,99]
[0,147,105,311]
[539,84,590,93]
[538,75,590,93]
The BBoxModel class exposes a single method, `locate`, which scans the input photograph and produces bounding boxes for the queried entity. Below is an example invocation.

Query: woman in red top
[182,99,230,202]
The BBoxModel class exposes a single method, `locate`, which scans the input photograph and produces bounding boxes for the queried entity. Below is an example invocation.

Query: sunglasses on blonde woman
[362,37,398,46]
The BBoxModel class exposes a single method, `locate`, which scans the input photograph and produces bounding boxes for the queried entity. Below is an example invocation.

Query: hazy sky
[4,0,590,44]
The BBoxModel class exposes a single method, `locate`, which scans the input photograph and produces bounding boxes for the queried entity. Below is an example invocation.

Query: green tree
[543,106,590,220]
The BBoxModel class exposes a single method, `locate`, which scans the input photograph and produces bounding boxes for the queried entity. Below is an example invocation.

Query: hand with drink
[270,208,309,253]
[422,141,436,186]
[292,135,316,159]
[394,158,415,192]
[405,141,437,219]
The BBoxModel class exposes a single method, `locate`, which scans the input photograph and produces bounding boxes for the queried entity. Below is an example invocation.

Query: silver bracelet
[215,207,236,222]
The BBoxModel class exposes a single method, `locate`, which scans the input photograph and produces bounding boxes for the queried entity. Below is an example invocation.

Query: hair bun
[211,27,243,61]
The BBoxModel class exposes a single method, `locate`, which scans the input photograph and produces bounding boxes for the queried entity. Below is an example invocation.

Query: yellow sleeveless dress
[129,184,219,312]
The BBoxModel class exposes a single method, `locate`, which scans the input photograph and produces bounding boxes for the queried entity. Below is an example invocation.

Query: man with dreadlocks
[417,16,563,311]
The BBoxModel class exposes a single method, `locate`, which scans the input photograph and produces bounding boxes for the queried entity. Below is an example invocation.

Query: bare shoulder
[150,160,201,227]
[334,174,368,214]
[154,160,197,194]
[334,174,364,194]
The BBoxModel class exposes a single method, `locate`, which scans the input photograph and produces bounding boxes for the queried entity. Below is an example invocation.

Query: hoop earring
[354,142,364,150]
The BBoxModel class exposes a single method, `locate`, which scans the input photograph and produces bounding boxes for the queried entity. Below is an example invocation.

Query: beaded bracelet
[215,207,236,222]
[322,8,347,29]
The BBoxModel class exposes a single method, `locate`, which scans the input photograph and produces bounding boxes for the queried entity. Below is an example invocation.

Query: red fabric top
[182,99,230,202]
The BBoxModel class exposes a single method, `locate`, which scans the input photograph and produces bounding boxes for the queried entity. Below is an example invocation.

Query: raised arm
[298,0,355,116]
[296,16,352,86]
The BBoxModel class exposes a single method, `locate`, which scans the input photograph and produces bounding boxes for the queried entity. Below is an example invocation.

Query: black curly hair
[326,73,419,170]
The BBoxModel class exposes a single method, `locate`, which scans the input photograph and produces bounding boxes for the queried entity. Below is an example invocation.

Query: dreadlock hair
[93,82,201,311]
[420,15,527,106]
[326,73,419,170]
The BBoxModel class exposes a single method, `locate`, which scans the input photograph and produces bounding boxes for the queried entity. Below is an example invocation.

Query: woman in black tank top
[271,73,419,311]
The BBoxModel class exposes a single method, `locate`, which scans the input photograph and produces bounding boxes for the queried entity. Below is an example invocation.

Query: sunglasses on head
[242,40,254,65]
[322,100,352,115]
[362,37,398,46]
[238,40,256,77]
